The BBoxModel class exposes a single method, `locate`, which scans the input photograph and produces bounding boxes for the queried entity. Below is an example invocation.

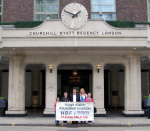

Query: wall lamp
[96,63,101,73]
[49,63,53,73]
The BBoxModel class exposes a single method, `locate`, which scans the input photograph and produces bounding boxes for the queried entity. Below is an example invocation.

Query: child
[54,97,60,125]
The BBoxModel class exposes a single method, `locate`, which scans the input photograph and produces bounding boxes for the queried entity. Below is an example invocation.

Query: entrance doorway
[104,64,125,116]
[57,64,93,98]
[25,64,46,116]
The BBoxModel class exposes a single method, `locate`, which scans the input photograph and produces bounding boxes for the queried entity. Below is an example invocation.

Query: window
[34,0,59,21]
[0,0,3,22]
[148,0,150,22]
[91,0,116,21]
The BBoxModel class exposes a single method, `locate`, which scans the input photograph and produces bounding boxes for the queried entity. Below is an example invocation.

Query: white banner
[56,102,94,121]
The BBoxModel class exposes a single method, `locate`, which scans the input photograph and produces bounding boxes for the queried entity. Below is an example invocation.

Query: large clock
[61,3,88,29]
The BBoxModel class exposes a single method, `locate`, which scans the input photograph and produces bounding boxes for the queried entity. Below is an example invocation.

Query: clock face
[61,3,88,29]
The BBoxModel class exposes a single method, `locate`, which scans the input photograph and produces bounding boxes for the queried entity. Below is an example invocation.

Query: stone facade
[0,19,149,116]
[1,0,148,22]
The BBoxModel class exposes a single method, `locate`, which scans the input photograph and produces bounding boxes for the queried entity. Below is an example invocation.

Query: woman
[147,91,150,119]
[80,88,87,102]
[80,88,87,124]
[54,97,60,125]
[61,92,70,125]
[85,93,95,125]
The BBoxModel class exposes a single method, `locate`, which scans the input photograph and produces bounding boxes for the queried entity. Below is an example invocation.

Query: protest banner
[56,102,94,121]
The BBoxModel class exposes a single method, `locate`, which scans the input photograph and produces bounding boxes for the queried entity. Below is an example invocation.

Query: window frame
[0,0,3,22]
[148,0,150,22]
[34,0,59,21]
[91,0,116,20]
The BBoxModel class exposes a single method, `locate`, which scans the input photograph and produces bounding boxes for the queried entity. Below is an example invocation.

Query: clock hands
[64,10,81,18]
[72,11,81,18]
[64,10,75,16]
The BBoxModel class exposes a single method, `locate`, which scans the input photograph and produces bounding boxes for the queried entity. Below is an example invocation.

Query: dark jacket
[70,93,80,102]
[61,97,70,102]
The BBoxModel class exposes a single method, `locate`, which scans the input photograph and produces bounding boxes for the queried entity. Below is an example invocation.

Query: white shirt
[73,93,76,102]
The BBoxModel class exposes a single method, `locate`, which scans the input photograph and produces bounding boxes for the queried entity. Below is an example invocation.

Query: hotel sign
[29,30,122,36]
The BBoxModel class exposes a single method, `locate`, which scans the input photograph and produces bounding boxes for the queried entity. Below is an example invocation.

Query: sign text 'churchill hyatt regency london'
[29,30,122,36]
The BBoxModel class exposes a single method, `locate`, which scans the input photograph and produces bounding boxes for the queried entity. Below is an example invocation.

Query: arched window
[91,0,116,21]
[34,0,59,21]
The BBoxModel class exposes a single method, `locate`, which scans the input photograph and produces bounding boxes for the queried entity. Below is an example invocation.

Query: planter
[0,101,8,117]
[145,108,149,116]
[0,101,8,108]
[142,100,148,108]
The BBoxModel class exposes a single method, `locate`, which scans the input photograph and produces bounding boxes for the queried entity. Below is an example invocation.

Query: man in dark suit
[70,88,80,102]
[70,88,80,124]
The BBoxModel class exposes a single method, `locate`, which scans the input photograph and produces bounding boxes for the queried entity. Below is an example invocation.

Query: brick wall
[59,0,91,19]
[116,0,148,22]
[2,0,148,23]
[3,0,34,23]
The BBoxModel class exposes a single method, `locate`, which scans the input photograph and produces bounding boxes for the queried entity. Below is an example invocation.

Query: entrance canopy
[0,18,150,57]
[0,18,148,46]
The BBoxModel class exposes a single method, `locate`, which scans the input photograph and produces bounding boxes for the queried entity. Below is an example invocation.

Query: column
[93,62,106,116]
[31,70,41,107]
[43,63,57,116]
[5,56,27,116]
[123,56,144,116]
[0,70,2,96]
[109,69,119,107]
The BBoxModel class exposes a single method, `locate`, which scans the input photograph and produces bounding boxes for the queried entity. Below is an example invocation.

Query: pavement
[0,115,150,127]
[1,126,150,131]
[0,108,150,127]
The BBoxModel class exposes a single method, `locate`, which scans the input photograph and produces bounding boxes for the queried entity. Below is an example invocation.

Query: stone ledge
[5,113,27,117]
[122,110,145,117]
[5,110,27,117]
[43,114,106,117]
[122,113,145,117]
[0,123,150,127]
[43,114,55,117]
[94,114,106,117]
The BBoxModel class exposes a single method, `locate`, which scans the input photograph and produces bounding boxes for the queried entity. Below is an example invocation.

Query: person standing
[80,88,87,102]
[147,91,150,119]
[61,92,70,125]
[54,97,60,125]
[80,88,87,124]
[70,88,80,124]
[85,93,95,125]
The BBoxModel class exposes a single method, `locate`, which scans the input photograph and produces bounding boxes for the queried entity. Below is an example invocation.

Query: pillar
[123,56,144,116]
[43,62,57,116]
[93,62,106,117]
[0,70,2,96]
[5,56,27,116]
[109,69,119,107]
[31,70,41,107]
